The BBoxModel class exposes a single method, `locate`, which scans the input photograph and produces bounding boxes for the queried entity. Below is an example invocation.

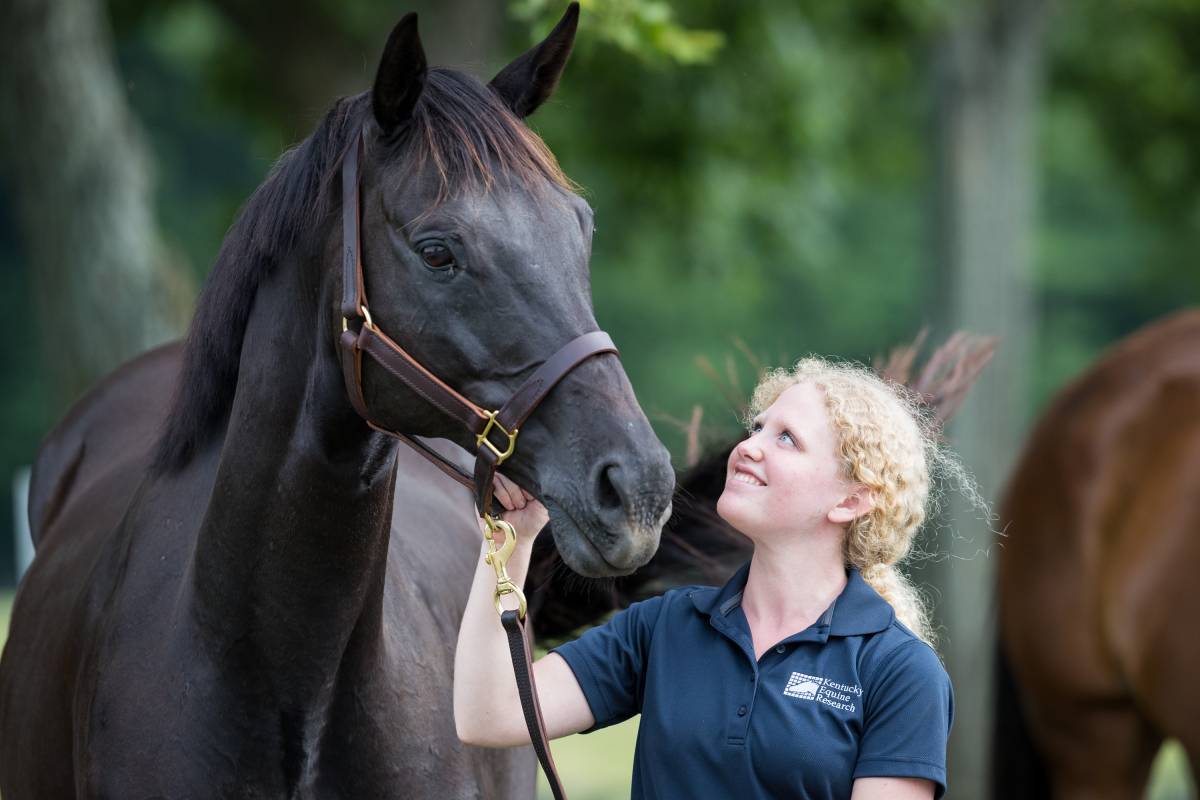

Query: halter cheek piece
[336,126,605,799]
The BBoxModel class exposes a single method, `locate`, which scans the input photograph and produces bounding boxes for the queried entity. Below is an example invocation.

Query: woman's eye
[779,431,794,446]
[749,422,763,434]
[419,242,455,270]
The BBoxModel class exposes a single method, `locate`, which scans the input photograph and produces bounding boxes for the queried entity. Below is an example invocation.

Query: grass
[1150,741,1197,800]
[536,717,638,800]
[532,719,1196,799]
[0,591,11,651]
[0,592,1191,798]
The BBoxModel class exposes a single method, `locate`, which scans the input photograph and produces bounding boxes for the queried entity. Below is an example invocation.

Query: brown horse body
[997,309,1200,798]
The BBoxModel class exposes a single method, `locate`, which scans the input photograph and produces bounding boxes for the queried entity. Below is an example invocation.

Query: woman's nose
[736,437,763,461]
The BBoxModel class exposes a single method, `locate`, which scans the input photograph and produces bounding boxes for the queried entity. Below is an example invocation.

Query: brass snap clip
[483,515,527,619]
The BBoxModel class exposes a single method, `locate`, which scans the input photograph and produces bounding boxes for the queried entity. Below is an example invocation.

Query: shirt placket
[726,665,758,745]
[716,599,839,746]
[709,597,760,747]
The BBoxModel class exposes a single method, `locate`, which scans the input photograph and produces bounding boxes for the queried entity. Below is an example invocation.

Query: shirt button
[737,705,748,716]
[775,645,786,654]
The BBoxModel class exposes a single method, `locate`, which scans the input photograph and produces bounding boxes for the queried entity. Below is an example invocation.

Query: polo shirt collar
[689,560,894,638]
[830,568,896,636]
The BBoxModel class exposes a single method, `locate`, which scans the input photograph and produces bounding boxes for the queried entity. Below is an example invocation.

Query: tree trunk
[927,0,1050,795]
[0,0,193,412]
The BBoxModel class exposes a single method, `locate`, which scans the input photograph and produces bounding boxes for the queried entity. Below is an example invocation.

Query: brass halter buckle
[476,411,518,464]
[483,515,527,619]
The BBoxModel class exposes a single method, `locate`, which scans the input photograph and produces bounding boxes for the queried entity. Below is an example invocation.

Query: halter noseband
[336,125,616,543]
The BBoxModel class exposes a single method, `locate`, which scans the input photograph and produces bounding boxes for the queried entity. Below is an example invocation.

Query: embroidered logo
[783,672,861,713]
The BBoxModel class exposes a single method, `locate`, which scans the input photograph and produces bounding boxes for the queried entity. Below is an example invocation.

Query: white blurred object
[13,466,32,581]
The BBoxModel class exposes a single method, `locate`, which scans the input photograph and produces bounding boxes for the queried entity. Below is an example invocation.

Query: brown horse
[994,308,1200,799]
[0,7,679,798]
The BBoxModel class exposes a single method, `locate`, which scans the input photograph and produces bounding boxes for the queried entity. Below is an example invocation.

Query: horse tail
[992,639,1051,799]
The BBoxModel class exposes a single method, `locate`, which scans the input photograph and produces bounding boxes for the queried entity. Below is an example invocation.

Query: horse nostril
[596,463,623,512]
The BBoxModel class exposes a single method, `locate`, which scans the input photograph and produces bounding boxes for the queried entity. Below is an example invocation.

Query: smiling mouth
[731,471,766,487]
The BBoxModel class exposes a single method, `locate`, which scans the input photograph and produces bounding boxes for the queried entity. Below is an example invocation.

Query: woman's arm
[850,777,935,799]
[453,475,596,747]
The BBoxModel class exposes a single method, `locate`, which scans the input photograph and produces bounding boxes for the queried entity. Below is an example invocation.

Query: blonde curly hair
[747,357,954,647]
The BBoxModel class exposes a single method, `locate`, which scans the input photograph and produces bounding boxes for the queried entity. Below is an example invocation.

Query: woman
[455,358,956,799]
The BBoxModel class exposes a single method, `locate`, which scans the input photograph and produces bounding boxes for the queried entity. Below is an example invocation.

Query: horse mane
[152,69,577,473]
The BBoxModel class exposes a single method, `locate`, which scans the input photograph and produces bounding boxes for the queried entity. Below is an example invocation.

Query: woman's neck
[740,531,847,638]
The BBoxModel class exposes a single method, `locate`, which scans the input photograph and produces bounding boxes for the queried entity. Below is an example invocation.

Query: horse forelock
[395,68,578,203]
[152,69,578,474]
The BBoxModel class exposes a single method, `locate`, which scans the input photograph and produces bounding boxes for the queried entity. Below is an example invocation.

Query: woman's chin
[715,493,751,533]
[720,493,778,547]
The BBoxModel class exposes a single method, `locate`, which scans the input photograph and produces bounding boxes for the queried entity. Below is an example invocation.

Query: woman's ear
[827,487,875,525]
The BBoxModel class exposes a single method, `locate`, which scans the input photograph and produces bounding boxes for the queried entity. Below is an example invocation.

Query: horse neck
[188,243,398,704]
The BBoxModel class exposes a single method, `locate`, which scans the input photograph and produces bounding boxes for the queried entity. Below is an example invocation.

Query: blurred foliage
[1034,0,1200,408]
[1052,0,1200,221]
[533,0,935,440]
[513,0,723,64]
[1,0,1199,582]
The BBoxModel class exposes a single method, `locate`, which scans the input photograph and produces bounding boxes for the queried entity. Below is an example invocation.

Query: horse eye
[419,243,455,270]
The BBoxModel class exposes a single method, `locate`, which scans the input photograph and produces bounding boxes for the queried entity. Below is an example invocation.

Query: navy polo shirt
[552,562,953,799]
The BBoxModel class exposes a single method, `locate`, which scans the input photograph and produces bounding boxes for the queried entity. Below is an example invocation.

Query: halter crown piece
[336,126,611,800]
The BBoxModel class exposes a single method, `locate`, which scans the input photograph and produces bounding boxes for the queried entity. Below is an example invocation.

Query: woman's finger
[496,474,526,511]
[494,473,528,511]
[493,476,515,511]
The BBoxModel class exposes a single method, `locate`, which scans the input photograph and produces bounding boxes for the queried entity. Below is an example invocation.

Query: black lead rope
[502,609,567,800]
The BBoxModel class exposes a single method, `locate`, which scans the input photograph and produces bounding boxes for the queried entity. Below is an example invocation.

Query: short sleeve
[853,640,954,799]
[549,594,666,732]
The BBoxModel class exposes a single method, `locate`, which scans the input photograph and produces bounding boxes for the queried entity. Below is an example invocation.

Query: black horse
[0,7,677,797]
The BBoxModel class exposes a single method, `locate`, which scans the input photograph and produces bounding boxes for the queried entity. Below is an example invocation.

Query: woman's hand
[486,473,549,543]
[456,473,595,748]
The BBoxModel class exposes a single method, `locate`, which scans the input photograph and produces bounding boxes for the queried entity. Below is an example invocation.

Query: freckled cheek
[770,469,826,510]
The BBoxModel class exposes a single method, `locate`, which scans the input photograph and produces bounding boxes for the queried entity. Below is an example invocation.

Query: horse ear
[372,13,428,135]
[489,2,579,118]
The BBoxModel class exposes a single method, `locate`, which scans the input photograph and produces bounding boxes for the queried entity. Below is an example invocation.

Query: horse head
[340,6,674,577]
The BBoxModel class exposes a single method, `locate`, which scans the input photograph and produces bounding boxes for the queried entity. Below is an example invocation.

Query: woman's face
[716,381,854,541]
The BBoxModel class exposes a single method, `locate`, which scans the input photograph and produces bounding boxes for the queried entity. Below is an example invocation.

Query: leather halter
[336,127,617,519]
[336,125,611,799]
